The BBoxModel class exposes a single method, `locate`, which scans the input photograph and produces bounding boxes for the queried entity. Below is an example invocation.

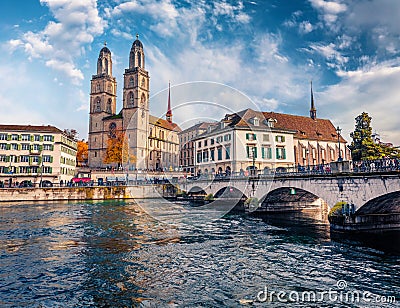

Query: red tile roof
[262,112,346,143]
[149,115,182,132]
[0,124,62,133]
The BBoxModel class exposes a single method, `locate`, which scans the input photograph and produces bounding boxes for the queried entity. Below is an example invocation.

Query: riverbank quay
[0,185,164,202]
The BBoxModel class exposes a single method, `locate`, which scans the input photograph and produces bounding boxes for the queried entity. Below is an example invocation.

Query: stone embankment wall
[0,185,163,203]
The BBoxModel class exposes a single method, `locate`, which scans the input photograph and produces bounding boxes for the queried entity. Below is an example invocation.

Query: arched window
[137,52,141,68]
[95,99,101,112]
[128,92,134,107]
[96,83,100,92]
[104,58,108,74]
[106,99,112,113]
[129,77,134,88]
[141,77,145,88]
[141,93,146,108]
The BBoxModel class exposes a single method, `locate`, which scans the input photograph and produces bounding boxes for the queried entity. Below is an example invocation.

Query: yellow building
[0,125,77,187]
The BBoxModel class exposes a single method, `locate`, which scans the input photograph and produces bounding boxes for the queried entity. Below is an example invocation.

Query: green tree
[349,112,399,160]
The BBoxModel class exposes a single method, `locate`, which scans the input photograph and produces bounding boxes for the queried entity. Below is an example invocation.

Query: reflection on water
[0,200,399,307]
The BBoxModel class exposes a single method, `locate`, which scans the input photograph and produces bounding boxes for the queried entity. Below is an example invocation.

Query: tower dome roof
[100,46,111,54]
[132,34,143,49]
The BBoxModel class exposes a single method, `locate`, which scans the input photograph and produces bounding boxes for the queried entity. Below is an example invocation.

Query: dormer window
[266,118,277,128]
[250,117,259,126]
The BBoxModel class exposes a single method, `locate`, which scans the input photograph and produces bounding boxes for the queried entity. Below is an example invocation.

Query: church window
[96,83,100,92]
[106,99,112,113]
[109,122,117,138]
[137,52,141,68]
[128,92,134,107]
[108,84,112,93]
[141,93,146,108]
[104,58,108,74]
[141,77,145,88]
[129,77,134,88]
[95,99,101,112]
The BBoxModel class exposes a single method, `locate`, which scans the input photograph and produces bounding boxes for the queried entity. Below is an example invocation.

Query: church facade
[88,37,180,171]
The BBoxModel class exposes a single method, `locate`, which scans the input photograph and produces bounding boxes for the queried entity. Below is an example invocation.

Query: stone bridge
[182,173,400,213]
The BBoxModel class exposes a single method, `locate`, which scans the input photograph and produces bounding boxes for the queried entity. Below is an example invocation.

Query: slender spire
[310,80,317,120]
[166,81,172,123]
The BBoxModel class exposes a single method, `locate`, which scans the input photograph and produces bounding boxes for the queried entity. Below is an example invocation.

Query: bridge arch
[214,186,248,200]
[357,191,400,215]
[259,187,327,212]
[188,186,207,196]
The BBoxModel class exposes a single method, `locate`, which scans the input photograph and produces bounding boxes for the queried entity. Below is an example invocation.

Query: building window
[43,135,53,142]
[128,92,134,107]
[20,155,29,162]
[34,135,40,141]
[21,134,30,141]
[276,147,286,159]
[225,146,230,160]
[0,155,7,162]
[197,152,202,163]
[204,140,208,147]
[95,99,101,112]
[275,135,286,143]
[246,133,256,141]
[129,77,134,88]
[210,138,214,145]
[224,134,231,142]
[217,147,223,160]
[210,149,215,161]
[21,144,30,150]
[11,144,18,150]
[262,146,272,159]
[42,155,52,163]
[263,134,270,142]
[0,143,7,150]
[11,134,18,141]
[246,146,257,159]
[43,144,53,151]
[0,134,7,140]
[198,141,201,148]
[106,99,112,113]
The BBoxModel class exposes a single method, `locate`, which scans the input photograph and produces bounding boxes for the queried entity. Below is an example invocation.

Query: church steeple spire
[310,81,317,120]
[166,81,172,123]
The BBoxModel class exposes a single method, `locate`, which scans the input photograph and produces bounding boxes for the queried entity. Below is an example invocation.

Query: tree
[103,132,136,167]
[63,129,78,140]
[349,112,400,160]
[76,140,88,166]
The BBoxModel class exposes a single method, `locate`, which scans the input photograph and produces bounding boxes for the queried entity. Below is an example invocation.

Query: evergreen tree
[349,112,399,160]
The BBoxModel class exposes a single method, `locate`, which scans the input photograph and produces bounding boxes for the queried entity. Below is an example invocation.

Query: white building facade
[194,109,296,175]
[0,125,77,187]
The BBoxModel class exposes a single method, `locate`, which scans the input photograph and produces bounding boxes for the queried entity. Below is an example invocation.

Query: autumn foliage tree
[103,132,136,167]
[76,140,88,166]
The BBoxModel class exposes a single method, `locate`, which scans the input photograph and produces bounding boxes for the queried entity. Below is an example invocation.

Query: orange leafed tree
[76,140,88,166]
[103,132,136,167]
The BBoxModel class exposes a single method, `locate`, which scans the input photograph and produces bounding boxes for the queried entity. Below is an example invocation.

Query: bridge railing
[185,158,400,184]
[351,158,400,174]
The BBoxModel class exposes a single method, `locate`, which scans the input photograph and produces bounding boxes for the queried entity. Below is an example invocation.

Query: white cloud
[299,21,313,34]
[45,59,84,85]
[10,0,105,84]
[318,59,400,145]
[309,0,347,28]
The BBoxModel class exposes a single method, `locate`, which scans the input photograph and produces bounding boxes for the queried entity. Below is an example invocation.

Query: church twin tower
[88,36,152,169]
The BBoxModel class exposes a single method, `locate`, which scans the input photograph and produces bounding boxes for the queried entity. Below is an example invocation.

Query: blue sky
[0,0,399,145]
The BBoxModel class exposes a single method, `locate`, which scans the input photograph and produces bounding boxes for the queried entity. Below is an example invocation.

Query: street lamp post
[336,126,343,162]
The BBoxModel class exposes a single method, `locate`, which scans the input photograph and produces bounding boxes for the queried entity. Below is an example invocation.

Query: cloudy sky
[1,0,399,145]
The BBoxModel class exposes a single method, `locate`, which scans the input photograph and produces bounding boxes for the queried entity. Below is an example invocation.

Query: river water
[0,200,399,307]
